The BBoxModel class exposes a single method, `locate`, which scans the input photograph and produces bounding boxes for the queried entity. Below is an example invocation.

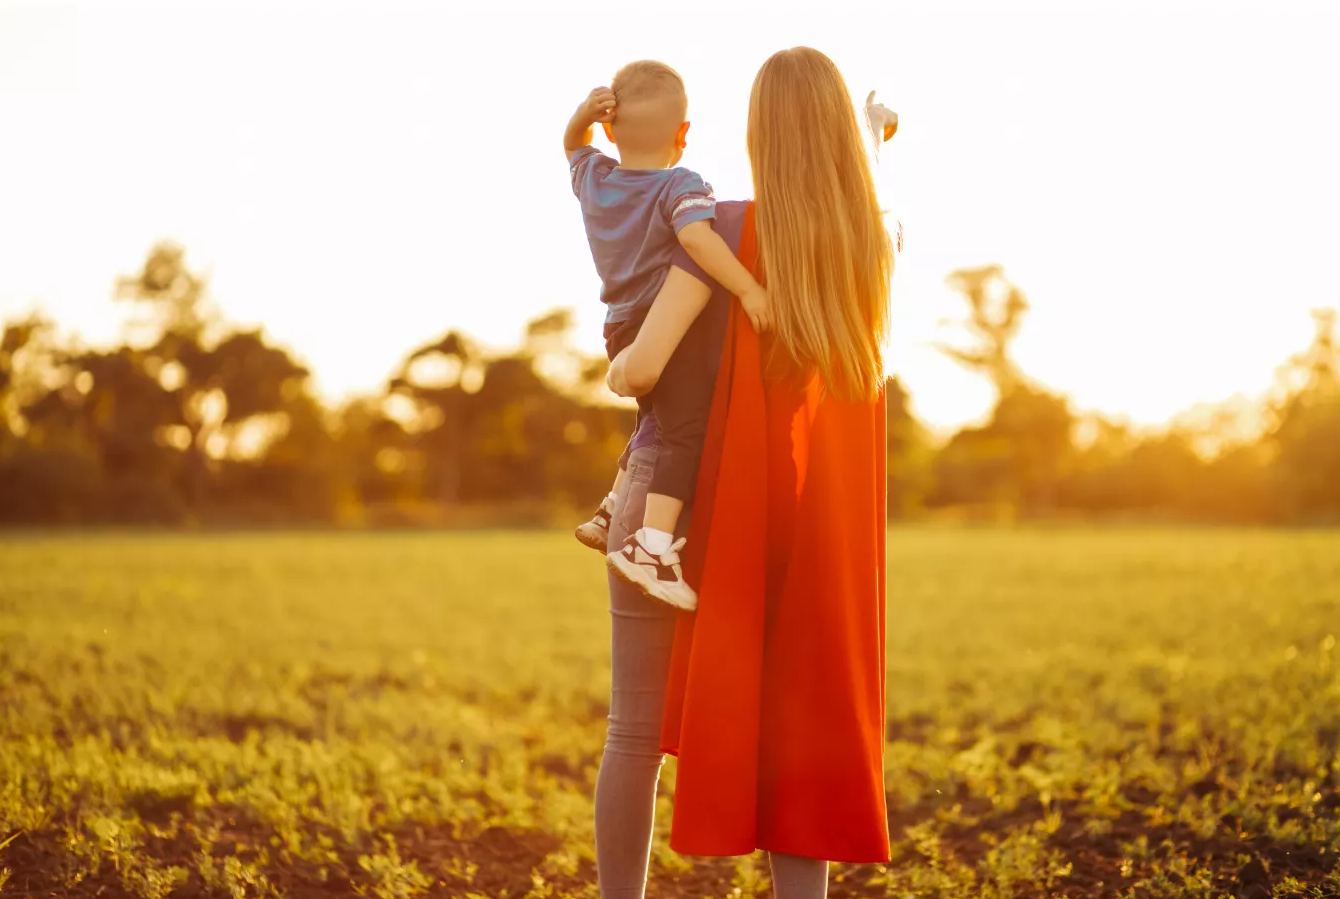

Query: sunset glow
[2,1,1338,429]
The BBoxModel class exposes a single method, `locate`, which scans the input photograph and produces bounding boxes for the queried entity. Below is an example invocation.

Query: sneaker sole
[606,552,698,611]
[574,525,608,553]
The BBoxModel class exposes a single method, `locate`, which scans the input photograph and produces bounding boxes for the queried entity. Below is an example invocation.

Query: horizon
[2,0,1338,431]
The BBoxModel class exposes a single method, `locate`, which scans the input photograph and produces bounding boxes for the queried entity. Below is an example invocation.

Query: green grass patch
[0,528,1337,897]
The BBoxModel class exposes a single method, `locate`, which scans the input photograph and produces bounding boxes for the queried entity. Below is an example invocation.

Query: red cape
[660,205,890,863]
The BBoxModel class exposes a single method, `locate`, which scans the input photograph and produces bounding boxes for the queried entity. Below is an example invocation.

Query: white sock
[602,491,618,511]
[638,527,674,555]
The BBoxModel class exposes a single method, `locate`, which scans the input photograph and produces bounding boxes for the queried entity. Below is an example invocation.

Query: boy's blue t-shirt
[569,145,717,324]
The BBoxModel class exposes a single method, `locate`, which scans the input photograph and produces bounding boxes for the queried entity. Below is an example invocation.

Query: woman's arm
[607,265,712,397]
[605,346,638,398]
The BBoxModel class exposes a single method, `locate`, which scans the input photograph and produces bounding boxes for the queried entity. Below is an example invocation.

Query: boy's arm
[564,87,616,158]
[677,221,772,332]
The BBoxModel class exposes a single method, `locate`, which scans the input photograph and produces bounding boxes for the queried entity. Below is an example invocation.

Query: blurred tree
[216,391,344,523]
[936,264,1029,396]
[389,330,482,505]
[330,397,419,517]
[116,244,312,511]
[930,388,1074,512]
[1057,416,1138,512]
[115,240,215,342]
[1269,308,1340,520]
[0,317,113,523]
[0,315,52,454]
[885,377,931,517]
[1122,432,1206,513]
[992,386,1075,509]
[19,347,183,521]
[932,267,1074,514]
[1199,442,1278,523]
[9,239,1339,528]
[2,244,322,522]
[389,312,631,511]
[931,425,1013,511]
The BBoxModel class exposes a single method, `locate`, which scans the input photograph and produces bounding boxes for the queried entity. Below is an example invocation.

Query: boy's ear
[676,122,690,150]
[601,122,615,143]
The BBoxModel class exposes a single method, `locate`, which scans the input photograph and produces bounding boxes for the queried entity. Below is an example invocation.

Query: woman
[595,47,893,898]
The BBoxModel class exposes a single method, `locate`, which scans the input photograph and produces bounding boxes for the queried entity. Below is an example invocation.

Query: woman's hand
[864,91,898,143]
[607,346,639,398]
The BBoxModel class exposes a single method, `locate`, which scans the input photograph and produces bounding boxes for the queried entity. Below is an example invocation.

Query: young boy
[566,60,768,611]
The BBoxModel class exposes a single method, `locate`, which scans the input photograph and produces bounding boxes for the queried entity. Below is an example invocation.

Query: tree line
[1,243,1337,526]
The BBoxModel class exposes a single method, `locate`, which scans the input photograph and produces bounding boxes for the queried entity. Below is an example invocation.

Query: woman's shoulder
[715,199,752,222]
[671,200,752,290]
[711,200,752,251]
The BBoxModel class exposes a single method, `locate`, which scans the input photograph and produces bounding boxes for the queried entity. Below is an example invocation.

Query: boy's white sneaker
[575,495,615,552]
[607,533,698,611]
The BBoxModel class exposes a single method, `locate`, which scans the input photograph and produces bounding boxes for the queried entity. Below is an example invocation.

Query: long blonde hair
[747,47,892,402]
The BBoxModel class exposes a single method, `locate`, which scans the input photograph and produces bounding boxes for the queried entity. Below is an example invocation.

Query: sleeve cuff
[568,145,600,166]
[671,198,717,233]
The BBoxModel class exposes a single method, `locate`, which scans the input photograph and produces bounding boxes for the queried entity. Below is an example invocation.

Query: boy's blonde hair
[747,47,892,403]
[610,60,688,155]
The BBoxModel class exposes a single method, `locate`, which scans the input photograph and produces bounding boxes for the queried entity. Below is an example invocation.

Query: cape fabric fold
[660,204,891,864]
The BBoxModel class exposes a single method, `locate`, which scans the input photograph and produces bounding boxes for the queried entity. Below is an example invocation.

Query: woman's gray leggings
[594,446,829,898]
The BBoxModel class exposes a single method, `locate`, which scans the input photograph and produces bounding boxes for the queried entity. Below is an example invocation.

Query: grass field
[0,528,1338,899]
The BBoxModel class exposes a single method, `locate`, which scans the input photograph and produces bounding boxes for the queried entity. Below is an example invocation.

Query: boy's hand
[578,87,617,127]
[565,87,617,155]
[740,285,772,334]
[865,90,898,143]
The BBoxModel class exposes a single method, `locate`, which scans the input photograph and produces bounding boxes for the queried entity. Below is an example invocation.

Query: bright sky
[2,0,1338,430]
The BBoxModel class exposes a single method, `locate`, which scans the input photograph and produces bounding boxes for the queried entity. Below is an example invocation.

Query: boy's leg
[641,305,715,537]
[608,309,715,607]
[606,305,691,549]
[625,392,679,553]
[640,494,683,553]
[581,314,649,553]
[576,450,629,553]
